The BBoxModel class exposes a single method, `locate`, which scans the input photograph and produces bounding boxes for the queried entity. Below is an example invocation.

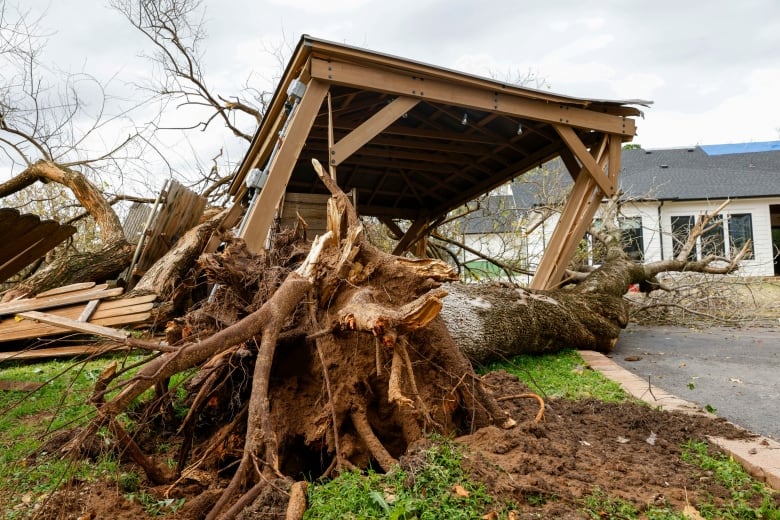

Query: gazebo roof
[229,35,648,289]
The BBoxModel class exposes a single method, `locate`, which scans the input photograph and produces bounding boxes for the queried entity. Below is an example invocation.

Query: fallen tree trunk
[441,282,629,365]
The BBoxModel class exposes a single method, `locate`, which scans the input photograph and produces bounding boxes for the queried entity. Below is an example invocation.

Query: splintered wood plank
[0,297,155,342]
[0,286,123,316]
[0,312,152,342]
[0,344,125,362]
[36,282,97,298]
[17,311,130,340]
[0,221,76,283]
[1,311,153,341]
[0,213,39,240]
[0,208,20,233]
[0,226,76,279]
[95,293,157,310]
[78,300,101,322]
[0,221,60,265]
[2,295,155,329]
[135,180,206,274]
[0,208,77,278]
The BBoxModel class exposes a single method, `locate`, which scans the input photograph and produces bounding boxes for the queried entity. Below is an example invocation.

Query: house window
[619,217,644,261]
[671,215,695,260]
[728,213,754,259]
[669,213,754,261]
[701,215,724,257]
[586,217,643,263]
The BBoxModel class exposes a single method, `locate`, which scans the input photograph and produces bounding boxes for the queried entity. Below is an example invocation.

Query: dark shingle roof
[619,144,780,200]
[457,141,780,235]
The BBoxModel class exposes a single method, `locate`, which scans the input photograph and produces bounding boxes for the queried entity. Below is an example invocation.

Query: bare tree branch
[110,0,261,142]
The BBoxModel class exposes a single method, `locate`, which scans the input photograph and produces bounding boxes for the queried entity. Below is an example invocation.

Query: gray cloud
[16,0,780,152]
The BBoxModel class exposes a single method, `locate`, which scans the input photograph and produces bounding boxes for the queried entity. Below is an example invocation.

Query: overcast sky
[7,0,780,189]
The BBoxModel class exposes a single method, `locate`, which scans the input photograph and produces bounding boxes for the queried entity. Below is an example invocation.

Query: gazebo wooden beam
[530,135,621,290]
[391,218,430,256]
[331,96,420,166]
[554,124,616,197]
[239,79,330,253]
[310,58,636,137]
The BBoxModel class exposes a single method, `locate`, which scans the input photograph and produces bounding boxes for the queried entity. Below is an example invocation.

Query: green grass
[305,435,504,519]
[483,349,630,402]
[581,486,689,519]
[0,353,155,514]
[577,441,780,520]
[681,440,780,519]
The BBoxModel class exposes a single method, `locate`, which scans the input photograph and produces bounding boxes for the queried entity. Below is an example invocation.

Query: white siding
[659,198,779,277]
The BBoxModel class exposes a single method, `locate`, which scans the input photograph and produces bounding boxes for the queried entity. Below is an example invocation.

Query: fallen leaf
[481,512,498,520]
[508,511,520,520]
[452,484,470,498]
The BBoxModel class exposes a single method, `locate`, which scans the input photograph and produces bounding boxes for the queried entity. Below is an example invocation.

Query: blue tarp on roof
[700,140,780,156]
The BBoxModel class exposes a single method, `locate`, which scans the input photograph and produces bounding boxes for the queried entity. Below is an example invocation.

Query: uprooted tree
[1,5,754,518]
[64,159,750,519]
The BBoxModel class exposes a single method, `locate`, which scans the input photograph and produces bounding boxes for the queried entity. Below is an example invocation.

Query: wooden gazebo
[228,35,648,289]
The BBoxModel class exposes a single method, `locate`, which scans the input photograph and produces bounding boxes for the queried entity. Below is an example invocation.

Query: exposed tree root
[350,400,398,472]
[286,481,308,520]
[497,393,546,423]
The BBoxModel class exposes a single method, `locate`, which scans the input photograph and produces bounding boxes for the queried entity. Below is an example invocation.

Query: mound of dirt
[456,370,763,517]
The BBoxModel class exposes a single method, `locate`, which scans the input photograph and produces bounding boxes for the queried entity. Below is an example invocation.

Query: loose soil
[24,370,776,519]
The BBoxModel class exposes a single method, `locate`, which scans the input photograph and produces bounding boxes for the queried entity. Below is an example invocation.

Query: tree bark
[4,239,133,300]
[441,282,629,365]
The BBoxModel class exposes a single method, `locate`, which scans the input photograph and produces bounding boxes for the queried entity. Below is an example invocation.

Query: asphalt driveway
[610,324,780,441]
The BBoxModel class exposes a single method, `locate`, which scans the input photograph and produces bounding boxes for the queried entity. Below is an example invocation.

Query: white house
[460,141,780,280]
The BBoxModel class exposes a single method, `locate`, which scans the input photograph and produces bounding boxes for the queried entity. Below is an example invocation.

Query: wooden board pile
[0,282,155,361]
